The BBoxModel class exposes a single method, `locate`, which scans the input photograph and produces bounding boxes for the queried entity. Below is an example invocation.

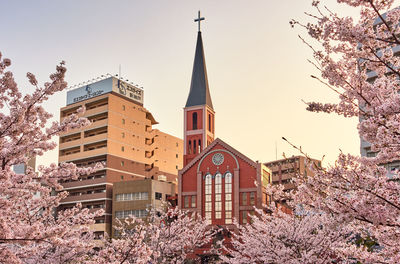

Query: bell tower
[184,11,215,166]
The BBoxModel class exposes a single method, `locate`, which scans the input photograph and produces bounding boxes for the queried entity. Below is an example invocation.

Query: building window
[122,105,125,111]
[249,210,255,224]
[250,192,255,206]
[225,172,232,224]
[121,175,124,180]
[188,140,192,154]
[192,112,198,130]
[184,196,189,208]
[155,192,162,200]
[176,154,178,158]
[115,209,147,219]
[215,173,222,219]
[204,173,212,224]
[176,142,179,147]
[116,192,149,201]
[242,192,247,205]
[121,161,124,167]
[193,140,197,154]
[198,139,201,153]
[242,211,248,224]
[122,119,125,124]
[121,146,125,152]
[176,165,178,169]
[191,195,196,208]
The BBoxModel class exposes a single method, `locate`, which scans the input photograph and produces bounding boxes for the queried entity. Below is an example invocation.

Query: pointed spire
[185,31,214,109]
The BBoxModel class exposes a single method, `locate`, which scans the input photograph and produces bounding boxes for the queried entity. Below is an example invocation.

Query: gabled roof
[185,32,214,110]
[180,138,258,174]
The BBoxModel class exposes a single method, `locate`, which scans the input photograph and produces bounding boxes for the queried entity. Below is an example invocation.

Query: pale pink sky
[2,0,388,167]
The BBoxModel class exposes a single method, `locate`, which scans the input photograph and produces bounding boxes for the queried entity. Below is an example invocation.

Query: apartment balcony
[60,191,108,204]
[59,146,107,163]
[83,104,108,118]
[59,118,108,138]
[271,174,295,183]
[60,105,108,122]
[62,176,107,190]
[283,183,296,190]
[82,133,107,144]
[83,146,107,155]
[59,139,82,150]
[88,207,107,215]
[90,223,108,232]
[87,118,108,129]
[268,162,298,172]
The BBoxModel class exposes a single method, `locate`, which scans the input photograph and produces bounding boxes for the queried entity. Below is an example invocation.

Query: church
[178,13,271,226]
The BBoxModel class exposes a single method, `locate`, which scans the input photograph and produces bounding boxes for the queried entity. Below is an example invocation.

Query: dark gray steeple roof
[185,31,214,110]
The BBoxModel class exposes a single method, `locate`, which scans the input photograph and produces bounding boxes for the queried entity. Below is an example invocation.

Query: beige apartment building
[111,178,176,237]
[58,76,182,237]
[264,155,321,193]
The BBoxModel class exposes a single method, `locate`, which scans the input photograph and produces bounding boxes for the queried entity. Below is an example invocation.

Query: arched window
[192,112,198,130]
[215,173,222,219]
[188,140,192,154]
[225,172,232,224]
[193,140,197,154]
[204,174,212,224]
[198,139,201,153]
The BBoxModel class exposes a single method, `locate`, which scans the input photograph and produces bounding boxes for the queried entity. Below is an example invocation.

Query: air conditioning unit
[158,175,167,182]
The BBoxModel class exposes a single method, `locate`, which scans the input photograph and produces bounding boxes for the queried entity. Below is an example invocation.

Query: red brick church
[178,16,271,226]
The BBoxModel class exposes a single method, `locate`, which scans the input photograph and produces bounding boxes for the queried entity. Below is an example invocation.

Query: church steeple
[183,11,215,166]
[185,11,213,110]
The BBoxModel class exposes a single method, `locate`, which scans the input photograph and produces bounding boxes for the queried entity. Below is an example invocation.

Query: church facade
[178,16,271,226]
[179,138,271,225]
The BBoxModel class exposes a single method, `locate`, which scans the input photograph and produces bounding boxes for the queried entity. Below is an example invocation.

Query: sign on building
[66,77,144,105]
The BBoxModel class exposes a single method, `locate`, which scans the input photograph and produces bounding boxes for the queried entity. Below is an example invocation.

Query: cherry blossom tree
[287,0,400,262]
[220,208,345,264]
[92,207,214,264]
[0,52,103,263]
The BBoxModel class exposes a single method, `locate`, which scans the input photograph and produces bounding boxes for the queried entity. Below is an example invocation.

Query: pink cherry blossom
[288,0,400,262]
[91,207,213,264]
[0,53,103,263]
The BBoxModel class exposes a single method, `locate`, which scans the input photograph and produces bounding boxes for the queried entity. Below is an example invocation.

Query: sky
[0,0,383,168]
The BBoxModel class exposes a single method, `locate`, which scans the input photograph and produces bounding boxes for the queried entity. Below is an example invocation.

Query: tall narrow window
[215,173,222,219]
[208,114,211,132]
[193,140,197,154]
[225,172,232,224]
[198,139,201,153]
[205,174,212,224]
[192,112,198,130]
[191,195,196,208]
[242,192,247,205]
[188,140,192,154]
[184,196,189,208]
[249,210,255,224]
[242,211,248,224]
[250,192,255,206]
